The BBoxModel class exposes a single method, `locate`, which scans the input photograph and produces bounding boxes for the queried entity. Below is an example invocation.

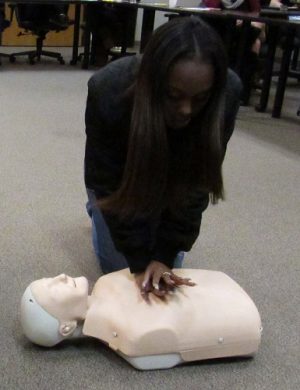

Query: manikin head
[21,274,89,347]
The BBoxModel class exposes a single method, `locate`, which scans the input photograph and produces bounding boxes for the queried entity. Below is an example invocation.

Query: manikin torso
[83,269,262,369]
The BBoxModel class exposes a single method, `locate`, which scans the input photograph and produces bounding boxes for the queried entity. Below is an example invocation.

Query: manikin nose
[48,274,68,287]
[54,274,67,282]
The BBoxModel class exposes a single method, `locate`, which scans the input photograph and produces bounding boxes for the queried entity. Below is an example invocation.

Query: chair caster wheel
[29,59,35,65]
[59,59,65,65]
[9,56,16,63]
[70,59,77,65]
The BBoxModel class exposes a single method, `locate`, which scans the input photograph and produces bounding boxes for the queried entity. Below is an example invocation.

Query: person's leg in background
[239,24,263,104]
[88,3,121,67]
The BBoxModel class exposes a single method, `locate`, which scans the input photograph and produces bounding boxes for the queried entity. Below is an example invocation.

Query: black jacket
[84,55,242,273]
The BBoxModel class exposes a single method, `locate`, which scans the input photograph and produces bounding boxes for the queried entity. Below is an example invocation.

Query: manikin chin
[21,269,262,370]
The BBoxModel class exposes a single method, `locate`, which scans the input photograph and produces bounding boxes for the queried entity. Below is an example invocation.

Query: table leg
[223,19,236,55]
[82,4,91,69]
[255,25,279,113]
[70,4,81,65]
[234,20,251,76]
[140,9,155,53]
[121,8,131,55]
[272,27,295,118]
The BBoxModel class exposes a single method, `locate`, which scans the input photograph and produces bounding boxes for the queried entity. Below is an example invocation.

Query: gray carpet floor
[0,49,299,390]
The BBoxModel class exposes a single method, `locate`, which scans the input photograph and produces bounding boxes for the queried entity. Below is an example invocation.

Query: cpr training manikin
[21,268,262,370]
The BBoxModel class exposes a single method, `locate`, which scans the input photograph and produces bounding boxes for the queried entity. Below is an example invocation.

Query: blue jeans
[86,189,184,274]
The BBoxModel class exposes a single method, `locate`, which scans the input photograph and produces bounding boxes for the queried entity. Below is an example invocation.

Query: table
[1,0,299,117]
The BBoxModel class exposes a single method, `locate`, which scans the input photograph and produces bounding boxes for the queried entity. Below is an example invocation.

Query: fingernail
[153,283,159,290]
[142,281,147,288]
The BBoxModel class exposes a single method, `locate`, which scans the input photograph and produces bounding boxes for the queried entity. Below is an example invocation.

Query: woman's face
[163,58,214,130]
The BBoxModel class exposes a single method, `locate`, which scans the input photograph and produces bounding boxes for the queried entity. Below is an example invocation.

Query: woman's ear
[59,321,77,337]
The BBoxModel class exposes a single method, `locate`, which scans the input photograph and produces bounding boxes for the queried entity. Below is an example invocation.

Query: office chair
[9,4,72,65]
[0,5,11,65]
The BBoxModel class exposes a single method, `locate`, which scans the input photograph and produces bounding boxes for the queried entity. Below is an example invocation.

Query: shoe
[90,43,109,67]
[92,51,109,67]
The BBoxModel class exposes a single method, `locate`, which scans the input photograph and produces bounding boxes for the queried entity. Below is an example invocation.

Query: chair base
[10,49,65,65]
[9,33,65,65]
[0,53,11,65]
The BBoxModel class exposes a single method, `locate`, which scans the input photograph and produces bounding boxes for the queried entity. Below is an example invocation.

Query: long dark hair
[100,16,228,220]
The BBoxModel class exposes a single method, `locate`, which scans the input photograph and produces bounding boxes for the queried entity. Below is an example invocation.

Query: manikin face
[163,58,214,130]
[30,274,89,322]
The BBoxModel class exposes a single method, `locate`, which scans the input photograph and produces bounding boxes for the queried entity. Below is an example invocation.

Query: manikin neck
[59,295,92,340]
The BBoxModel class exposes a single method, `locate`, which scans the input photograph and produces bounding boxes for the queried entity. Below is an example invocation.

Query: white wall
[134,9,170,42]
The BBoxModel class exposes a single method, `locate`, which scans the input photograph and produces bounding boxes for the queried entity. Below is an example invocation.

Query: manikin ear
[59,321,77,337]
